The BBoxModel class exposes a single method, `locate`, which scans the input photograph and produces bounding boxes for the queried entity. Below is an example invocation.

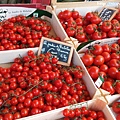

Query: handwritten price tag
[99,7,118,21]
[38,37,74,66]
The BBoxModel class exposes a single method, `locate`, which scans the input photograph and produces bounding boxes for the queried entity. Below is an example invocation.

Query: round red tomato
[101,21,112,32]
[72,10,79,19]
[75,32,86,42]
[92,31,102,40]
[63,10,72,20]
[107,30,118,38]
[88,66,99,80]
[112,101,120,113]
[81,54,94,67]
[66,27,76,37]
[116,114,120,120]
[85,24,95,34]
[90,15,101,24]
[91,44,103,55]
[114,81,120,94]
[107,67,118,79]
[85,12,94,21]
[93,55,105,66]
[102,81,115,94]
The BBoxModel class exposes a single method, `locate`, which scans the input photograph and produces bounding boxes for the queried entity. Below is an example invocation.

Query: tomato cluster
[57,9,120,42]
[81,39,120,95]
[0,15,60,51]
[0,50,90,120]
[112,100,120,120]
[62,107,106,120]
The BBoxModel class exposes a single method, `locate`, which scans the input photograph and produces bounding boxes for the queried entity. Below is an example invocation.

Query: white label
[106,2,119,7]
[0,7,36,22]
[95,77,103,88]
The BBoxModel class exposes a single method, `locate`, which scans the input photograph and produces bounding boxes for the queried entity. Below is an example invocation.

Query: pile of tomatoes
[57,9,120,42]
[81,39,120,95]
[62,107,106,120]
[0,50,90,120]
[0,15,60,51]
[112,100,120,120]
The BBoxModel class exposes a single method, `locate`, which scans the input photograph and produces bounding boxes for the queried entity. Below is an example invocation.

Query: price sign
[38,37,74,66]
[98,7,118,21]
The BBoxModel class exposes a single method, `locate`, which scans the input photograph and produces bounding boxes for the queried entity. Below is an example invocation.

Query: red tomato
[75,18,83,26]
[108,59,119,68]
[111,43,120,53]
[116,72,120,80]
[63,10,72,20]
[90,15,101,24]
[75,32,86,42]
[88,66,99,80]
[92,31,102,40]
[101,21,112,32]
[85,12,94,21]
[85,24,95,34]
[66,27,76,37]
[91,44,103,55]
[116,114,120,120]
[67,19,77,28]
[102,44,111,53]
[99,64,108,73]
[114,82,120,94]
[102,81,115,94]
[81,54,94,67]
[115,12,120,21]
[93,55,105,66]
[107,67,119,79]
[101,52,111,62]
[107,30,118,38]
[72,10,79,19]
[112,101,120,113]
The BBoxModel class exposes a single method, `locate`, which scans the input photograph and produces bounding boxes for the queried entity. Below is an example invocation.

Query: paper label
[95,76,104,88]
[106,2,119,7]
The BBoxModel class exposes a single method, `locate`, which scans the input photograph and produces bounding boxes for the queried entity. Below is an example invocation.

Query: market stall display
[0,0,120,120]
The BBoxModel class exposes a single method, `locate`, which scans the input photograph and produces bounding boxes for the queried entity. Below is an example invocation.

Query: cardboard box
[51,1,120,47]
[105,94,120,119]
[0,47,101,120]
[18,98,115,120]
[0,6,67,64]
[77,37,120,97]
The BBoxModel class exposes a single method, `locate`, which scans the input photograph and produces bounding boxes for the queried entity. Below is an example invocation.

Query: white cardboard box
[0,6,67,64]
[19,98,115,120]
[51,2,120,48]
[77,37,120,97]
[0,47,100,120]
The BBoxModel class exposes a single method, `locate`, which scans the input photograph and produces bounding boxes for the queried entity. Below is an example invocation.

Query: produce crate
[19,98,115,120]
[105,94,120,119]
[0,46,101,120]
[51,1,120,47]
[0,6,67,64]
[77,37,120,96]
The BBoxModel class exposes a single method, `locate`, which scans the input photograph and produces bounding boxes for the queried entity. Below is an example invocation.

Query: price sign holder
[98,7,118,21]
[38,37,74,66]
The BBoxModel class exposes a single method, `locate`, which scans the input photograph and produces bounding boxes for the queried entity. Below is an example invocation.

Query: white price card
[95,76,104,88]
[106,2,120,7]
